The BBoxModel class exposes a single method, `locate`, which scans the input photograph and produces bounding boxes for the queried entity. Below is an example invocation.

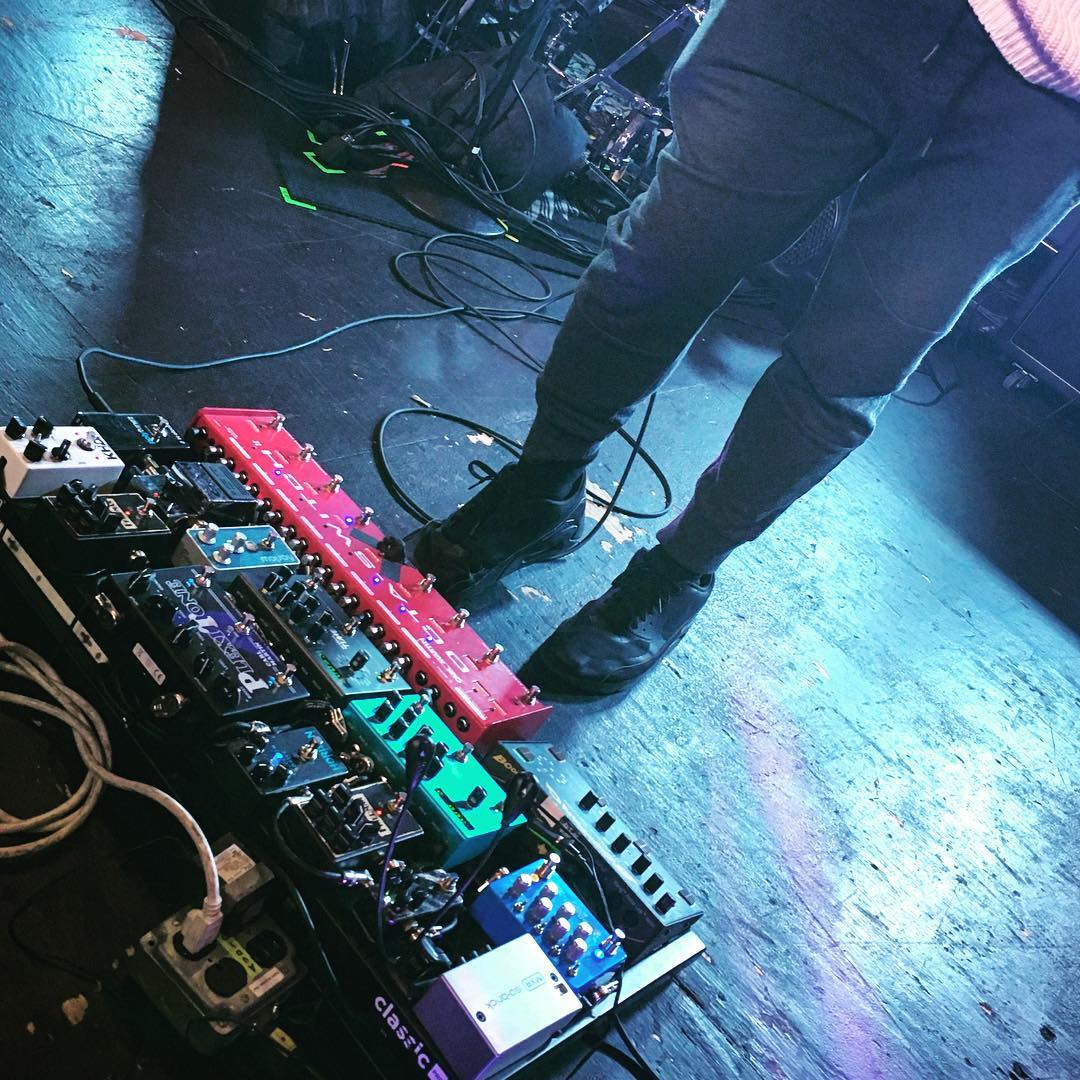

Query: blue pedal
[470,857,627,993]
[174,524,297,578]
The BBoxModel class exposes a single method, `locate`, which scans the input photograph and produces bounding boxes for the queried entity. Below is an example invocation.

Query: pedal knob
[562,936,589,964]
[465,785,486,808]
[480,644,504,665]
[536,853,561,881]
[50,439,72,461]
[599,929,626,956]
[506,873,533,900]
[525,895,554,926]
[31,415,53,439]
[447,608,469,630]
[378,658,406,683]
[372,692,401,723]
[4,416,26,439]
[543,917,571,946]
[297,443,316,462]
[520,685,541,706]
[22,439,46,462]
[214,675,242,708]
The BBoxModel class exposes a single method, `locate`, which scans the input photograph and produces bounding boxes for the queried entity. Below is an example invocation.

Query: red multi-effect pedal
[187,408,550,747]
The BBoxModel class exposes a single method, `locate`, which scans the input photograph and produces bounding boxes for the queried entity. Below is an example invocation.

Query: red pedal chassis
[188,408,549,748]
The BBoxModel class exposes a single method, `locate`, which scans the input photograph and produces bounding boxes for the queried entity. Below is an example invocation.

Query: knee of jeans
[770,352,884,447]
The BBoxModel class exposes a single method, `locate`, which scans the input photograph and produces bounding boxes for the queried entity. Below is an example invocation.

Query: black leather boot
[521,545,713,695]
[412,462,586,607]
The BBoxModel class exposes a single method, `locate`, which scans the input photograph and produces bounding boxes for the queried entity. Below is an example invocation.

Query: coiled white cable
[0,636,222,933]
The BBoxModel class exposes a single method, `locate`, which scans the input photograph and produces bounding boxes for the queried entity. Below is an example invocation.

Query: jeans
[521,0,1080,573]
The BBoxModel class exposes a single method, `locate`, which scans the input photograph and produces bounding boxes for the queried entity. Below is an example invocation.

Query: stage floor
[1,3,1078,1078]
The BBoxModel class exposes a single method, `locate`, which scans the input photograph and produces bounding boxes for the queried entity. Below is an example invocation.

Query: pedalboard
[226,568,412,703]
[347,693,522,867]
[488,743,703,960]
[187,408,550,747]
[471,855,626,994]
[1,415,123,498]
[0,398,707,1079]
[103,565,310,718]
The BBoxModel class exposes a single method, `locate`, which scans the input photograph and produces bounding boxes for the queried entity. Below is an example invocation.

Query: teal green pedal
[346,694,523,866]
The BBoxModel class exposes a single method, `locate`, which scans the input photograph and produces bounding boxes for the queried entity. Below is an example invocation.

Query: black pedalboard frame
[0,517,704,1080]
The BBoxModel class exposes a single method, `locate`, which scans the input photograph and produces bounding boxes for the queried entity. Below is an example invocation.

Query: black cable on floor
[372,399,671,530]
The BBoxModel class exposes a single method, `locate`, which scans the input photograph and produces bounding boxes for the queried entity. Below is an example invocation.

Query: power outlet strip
[1,416,123,498]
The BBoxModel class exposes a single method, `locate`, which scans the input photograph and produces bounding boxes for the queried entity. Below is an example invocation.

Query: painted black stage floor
[1,4,1078,1079]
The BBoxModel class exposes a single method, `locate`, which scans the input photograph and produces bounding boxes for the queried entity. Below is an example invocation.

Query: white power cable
[0,636,222,944]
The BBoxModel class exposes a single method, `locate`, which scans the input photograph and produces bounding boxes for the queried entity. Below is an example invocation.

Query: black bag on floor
[351,48,588,207]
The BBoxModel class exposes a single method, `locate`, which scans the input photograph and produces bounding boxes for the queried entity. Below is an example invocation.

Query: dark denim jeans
[522,0,1080,572]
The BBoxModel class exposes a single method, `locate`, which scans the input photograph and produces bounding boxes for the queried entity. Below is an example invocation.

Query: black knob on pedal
[372,691,401,723]
[145,593,176,621]
[23,439,46,463]
[4,416,26,439]
[32,415,54,439]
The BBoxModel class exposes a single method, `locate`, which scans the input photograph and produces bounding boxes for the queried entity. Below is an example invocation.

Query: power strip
[1,416,123,498]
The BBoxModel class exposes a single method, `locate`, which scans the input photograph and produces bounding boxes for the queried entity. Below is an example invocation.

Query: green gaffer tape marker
[302,150,345,175]
[306,129,322,145]
[279,186,317,211]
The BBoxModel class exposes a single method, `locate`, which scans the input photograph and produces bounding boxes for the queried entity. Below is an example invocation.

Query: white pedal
[1,415,124,498]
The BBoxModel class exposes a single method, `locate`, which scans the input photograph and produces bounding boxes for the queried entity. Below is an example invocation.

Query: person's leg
[658,29,1080,574]
[414,0,890,603]
[520,0,894,466]
[530,15,1080,692]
